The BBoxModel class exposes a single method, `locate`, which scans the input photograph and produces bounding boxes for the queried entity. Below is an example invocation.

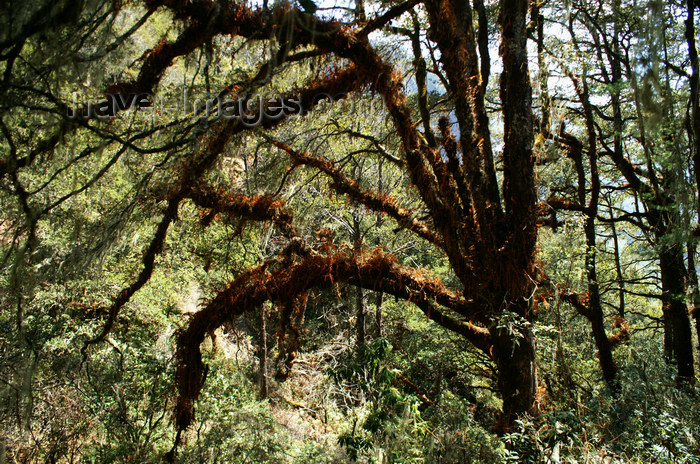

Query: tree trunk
[567,74,618,390]
[589,307,617,389]
[609,201,626,317]
[353,207,366,364]
[688,242,700,350]
[583,188,618,391]
[491,322,537,430]
[685,0,700,218]
[659,243,695,382]
[375,291,383,339]
[493,0,539,427]
[583,225,618,390]
[554,297,573,391]
[259,304,269,399]
[356,285,365,362]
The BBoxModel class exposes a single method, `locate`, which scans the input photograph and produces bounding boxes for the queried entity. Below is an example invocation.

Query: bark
[356,285,366,360]
[491,318,537,430]
[589,299,617,390]
[686,0,700,217]
[554,297,572,391]
[491,0,539,424]
[172,248,494,438]
[659,243,695,382]
[609,200,626,317]
[259,304,269,399]
[425,0,502,252]
[411,15,436,148]
[558,130,618,390]
[499,0,536,280]
[375,292,384,339]
[685,0,700,355]
[473,0,490,94]
[688,242,700,349]
[578,77,618,390]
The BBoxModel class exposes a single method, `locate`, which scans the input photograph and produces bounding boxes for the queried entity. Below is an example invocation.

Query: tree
[162,0,541,450]
[1,0,541,447]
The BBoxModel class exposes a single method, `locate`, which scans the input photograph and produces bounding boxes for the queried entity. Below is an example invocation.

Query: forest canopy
[1,0,699,462]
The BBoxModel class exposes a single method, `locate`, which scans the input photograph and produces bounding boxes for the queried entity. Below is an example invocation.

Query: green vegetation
[1,0,699,462]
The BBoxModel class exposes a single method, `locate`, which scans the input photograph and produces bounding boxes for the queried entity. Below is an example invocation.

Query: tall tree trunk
[356,285,365,360]
[582,204,617,390]
[491,306,537,430]
[259,304,269,399]
[554,295,572,391]
[659,243,695,382]
[609,200,626,317]
[494,0,538,426]
[581,78,618,390]
[688,241,700,350]
[584,222,618,390]
[375,291,383,339]
[685,0,700,215]
[685,0,700,355]
[353,208,365,364]
[562,75,619,390]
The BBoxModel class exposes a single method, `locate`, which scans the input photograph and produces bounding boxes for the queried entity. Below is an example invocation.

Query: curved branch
[270,140,441,246]
[81,196,182,358]
[359,0,422,37]
[187,183,298,238]
[171,248,489,444]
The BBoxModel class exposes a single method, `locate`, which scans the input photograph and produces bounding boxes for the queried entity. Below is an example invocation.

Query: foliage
[2,0,700,463]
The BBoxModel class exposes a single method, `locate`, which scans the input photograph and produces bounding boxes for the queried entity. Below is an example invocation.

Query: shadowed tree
[1,0,542,457]
[132,0,542,451]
